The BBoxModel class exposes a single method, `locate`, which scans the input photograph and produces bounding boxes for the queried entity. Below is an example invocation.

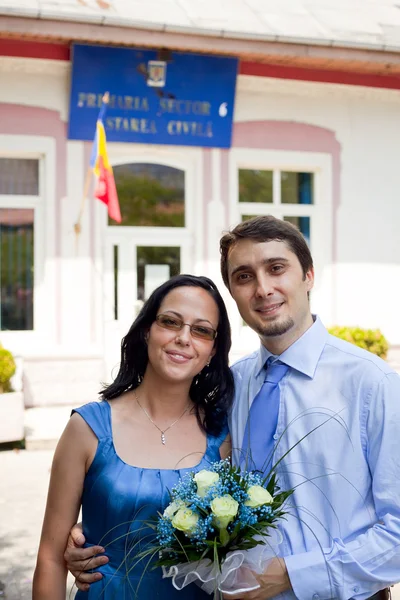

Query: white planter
[0,391,24,443]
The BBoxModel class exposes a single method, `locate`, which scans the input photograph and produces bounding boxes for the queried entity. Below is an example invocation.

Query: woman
[33,274,234,599]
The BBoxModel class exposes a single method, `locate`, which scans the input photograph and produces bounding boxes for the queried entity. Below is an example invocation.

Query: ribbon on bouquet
[162,528,283,596]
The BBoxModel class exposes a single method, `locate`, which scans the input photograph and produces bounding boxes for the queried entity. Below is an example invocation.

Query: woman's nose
[175,324,191,345]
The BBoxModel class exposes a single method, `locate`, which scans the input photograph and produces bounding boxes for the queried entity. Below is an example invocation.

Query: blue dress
[73,401,228,599]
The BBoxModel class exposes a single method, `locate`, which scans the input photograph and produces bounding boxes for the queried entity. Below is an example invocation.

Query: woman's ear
[208,348,216,364]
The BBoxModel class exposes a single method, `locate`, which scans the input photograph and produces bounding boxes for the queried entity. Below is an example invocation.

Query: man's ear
[305,268,314,292]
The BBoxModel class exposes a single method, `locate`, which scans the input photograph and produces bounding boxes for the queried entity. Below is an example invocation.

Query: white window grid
[228,148,333,354]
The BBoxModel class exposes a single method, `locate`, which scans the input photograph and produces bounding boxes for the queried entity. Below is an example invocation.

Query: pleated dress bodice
[73,401,228,599]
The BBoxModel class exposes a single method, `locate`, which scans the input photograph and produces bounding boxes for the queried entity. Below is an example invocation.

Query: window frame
[229,148,333,354]
[101,145,201,326]
[0,135,55,351]
[105,145,198,242]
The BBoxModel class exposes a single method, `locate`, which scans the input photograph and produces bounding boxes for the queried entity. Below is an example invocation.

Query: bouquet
[153,459,293,597]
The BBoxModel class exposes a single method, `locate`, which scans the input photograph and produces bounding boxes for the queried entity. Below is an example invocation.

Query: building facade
[1,3,400,406]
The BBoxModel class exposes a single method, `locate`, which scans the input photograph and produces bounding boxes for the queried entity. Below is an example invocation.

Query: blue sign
[68,44,238,148]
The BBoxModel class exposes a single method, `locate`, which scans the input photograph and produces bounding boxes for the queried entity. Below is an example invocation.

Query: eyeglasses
[155,314,217,341]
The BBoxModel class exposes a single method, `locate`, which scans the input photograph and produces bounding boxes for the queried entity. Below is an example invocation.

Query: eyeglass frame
[155,313,218,341]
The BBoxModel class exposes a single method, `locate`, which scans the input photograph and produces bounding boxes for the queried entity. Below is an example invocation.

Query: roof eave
[0,6,399,55]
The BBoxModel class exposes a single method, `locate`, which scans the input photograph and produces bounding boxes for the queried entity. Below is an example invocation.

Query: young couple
[33,216,400,600]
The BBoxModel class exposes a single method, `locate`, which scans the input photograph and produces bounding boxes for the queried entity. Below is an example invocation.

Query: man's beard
[255,316,295,338]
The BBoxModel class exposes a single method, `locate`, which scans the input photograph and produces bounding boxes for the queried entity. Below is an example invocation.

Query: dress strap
[71,401,112,441]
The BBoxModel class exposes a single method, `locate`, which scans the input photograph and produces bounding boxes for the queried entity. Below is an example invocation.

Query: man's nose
[255,275,273,297]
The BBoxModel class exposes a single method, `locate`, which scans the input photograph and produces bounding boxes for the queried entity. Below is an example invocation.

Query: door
[103,161,193,379]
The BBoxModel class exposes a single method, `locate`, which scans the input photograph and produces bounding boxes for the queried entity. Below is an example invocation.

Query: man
[65,216,400,599]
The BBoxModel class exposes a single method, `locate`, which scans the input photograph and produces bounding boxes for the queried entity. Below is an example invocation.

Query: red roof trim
[0,39,70,61]
[240,61,400,90]
[1,39,400,90]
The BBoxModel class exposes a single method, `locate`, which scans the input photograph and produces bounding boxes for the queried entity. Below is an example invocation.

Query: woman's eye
[164,317,180,326]
[193,327,209,335]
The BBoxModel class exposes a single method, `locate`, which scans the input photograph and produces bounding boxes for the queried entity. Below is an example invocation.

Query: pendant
[161,432,166,445]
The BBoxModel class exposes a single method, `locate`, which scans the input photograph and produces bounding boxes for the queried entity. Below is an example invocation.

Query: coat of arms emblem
[147,61,167,87]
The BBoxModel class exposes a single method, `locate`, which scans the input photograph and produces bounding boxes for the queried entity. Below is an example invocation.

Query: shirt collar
[255,315,328,379]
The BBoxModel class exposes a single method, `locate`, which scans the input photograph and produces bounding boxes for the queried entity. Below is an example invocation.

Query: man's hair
[220,215,314,289]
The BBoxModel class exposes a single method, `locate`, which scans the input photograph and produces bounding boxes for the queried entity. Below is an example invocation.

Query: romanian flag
[90,94,121,223]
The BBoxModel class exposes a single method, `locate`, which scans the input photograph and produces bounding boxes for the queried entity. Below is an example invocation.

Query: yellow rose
[244,485,273,508]
[163,500,185,519]
[210,494,239,529]
[171,508,199,534]
[194,470,220,498]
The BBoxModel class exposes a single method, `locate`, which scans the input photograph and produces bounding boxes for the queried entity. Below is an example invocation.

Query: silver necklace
[134,390,191,445]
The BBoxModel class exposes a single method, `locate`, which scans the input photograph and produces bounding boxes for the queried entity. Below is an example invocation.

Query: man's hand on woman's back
[64,523,109,592]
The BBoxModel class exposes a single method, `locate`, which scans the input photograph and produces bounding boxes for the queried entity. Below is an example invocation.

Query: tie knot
[264,358,289,384]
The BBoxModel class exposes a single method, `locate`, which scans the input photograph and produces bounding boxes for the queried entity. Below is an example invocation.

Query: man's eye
[237,273,251,281]
[271,265,284,273]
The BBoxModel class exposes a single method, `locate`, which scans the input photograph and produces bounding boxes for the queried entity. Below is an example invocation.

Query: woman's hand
[64,523,109,591]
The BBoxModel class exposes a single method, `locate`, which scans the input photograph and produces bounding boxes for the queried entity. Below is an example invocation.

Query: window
[239,169,314,245]
[239,169,272,204]
[0,159,39,195]
[113,163,185,227]
[136,246,180,301]
[0,157,39,331]
[0,209,34,330]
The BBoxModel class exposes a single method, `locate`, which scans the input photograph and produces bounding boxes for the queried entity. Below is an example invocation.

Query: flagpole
[73,92,110,238]
[74,166,93,236]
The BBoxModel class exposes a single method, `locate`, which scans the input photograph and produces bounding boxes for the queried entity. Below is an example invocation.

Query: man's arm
[284,372,400,600]
[64,524,109,592]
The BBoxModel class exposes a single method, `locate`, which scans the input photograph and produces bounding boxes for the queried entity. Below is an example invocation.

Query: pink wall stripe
[202,149,212,265]
[0,104,66,343]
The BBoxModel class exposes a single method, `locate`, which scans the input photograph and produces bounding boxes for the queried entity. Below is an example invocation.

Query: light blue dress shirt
[230,316,400,600]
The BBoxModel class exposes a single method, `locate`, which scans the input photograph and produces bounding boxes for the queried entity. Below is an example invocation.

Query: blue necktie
[241,357,289,476]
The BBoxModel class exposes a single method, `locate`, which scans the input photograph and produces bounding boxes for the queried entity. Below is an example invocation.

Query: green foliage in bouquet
[152,460,293,567]
[0,345,16,393]
[328,326,389,359]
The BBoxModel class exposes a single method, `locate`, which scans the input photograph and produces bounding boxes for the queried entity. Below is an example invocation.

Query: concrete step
[24,404,78,450]
[22,356,104,408]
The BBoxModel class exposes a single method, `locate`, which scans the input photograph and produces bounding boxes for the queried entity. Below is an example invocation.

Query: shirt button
[312,594,319,600]
[353,586,360,593]
[273,433,279,440]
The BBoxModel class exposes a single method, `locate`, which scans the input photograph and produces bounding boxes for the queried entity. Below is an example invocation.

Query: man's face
[227,239,314,350]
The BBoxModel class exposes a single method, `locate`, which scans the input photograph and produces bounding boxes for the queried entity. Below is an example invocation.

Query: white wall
[233,75,400,346]
[1,55,400,361]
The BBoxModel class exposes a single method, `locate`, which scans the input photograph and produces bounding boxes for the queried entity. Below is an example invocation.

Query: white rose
[163,500,185,519]
[210,494,239,529]
[194,470,220,498]
[171,508,199,534]
[244,485,273,508]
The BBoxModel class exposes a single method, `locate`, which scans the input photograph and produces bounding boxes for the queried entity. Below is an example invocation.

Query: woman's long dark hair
[101,274,234,437]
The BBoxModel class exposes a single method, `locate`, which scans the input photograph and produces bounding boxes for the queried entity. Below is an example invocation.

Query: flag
[90,94,121,223]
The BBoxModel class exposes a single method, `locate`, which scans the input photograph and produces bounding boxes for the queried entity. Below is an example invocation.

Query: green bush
[0,347,16,393]
[328,326,389,360]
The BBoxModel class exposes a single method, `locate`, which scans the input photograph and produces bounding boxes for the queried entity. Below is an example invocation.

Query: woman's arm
[33,413,96,600]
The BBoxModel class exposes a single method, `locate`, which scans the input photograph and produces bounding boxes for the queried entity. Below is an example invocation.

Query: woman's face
[146,286,219,385]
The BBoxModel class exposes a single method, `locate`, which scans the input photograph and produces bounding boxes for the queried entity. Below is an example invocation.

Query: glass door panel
[136,246,180,301]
